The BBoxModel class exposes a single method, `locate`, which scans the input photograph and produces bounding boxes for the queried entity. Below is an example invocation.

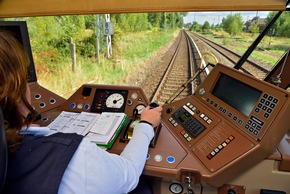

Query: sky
[183,11,270,25]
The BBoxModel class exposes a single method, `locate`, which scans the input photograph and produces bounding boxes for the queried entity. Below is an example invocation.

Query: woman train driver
[0,30,162,194]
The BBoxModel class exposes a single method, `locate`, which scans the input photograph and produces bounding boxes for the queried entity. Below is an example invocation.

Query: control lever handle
[187,187,195,194]
[149,102,159,109]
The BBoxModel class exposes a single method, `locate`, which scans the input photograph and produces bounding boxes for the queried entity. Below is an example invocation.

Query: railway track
[189,31,270,80]
[150,30,205,105]
[146,30,271,106]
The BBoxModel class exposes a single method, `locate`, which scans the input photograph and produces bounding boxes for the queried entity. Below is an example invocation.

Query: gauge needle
[113,98,122,103]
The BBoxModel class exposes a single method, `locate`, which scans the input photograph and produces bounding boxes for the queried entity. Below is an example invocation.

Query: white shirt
[58,123,154,194]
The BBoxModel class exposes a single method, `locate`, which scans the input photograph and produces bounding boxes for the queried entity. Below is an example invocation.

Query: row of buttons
[206,135,235,160]
[169,117,179,127]
[185,102,199,114]
[184,103,214,125]
[70,102,90,110]
[169,117,193,142]
[169,115,195,142]
[180,130,192,142]
[146,154,175,163]
[33,93,57,109]
[206,98,244,126]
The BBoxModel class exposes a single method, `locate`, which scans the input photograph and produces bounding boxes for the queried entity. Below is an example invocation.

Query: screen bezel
[211,73,262,116]
[0,21,37,82]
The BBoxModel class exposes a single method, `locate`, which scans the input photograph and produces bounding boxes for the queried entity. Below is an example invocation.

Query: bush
[223,38,230,45]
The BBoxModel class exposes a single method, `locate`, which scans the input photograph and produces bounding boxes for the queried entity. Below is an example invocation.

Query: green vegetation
[200,30,289,67]
[36,30,175,98]
[265,11,290,38]
[186,11,289,67]
[221,13,244,36]
[3,14,182,98]
[2,11,289,98]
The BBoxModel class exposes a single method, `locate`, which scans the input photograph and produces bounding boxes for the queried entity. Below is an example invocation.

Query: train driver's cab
[0,0,290,193]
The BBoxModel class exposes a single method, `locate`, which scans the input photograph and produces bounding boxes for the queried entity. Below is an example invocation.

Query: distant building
[243,16,266,32]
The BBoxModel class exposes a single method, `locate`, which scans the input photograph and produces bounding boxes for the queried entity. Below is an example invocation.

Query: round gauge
[131,92,138,99]
[169,183,183,194]
[135,104,146,115]
[106,93,125,109]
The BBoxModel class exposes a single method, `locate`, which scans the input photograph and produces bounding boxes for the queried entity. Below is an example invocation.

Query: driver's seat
[0,108,7,192]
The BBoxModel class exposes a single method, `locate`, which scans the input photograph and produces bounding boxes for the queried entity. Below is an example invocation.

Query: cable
[278,48,290,77]
[165,52,218,104]
[271,48,290,86]
[199,52,218,70]
[199,183,203,194]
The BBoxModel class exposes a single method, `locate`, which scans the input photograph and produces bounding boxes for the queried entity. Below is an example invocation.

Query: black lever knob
[149,102,159,109]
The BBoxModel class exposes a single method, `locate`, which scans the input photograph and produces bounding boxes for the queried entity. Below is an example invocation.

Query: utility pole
[164,12,166,30]
[104,14,112,58]
[96,14,100,64]
[172,13,174,29]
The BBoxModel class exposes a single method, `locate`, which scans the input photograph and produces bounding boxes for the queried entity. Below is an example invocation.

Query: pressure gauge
[135,104,146,115]
[106,93,125,108]
[169,183,183,194]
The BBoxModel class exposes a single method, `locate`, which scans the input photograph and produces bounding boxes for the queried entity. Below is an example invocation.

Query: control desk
[31,63,290,188]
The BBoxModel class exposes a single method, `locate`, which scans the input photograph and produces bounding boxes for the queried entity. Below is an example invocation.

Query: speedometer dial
[135,104,146,115]
[105,93,125,108]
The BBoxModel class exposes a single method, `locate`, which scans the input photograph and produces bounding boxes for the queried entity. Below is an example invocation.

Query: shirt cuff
[139,120,153,127]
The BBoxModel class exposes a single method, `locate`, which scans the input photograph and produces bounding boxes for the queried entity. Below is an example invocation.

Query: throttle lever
[149,102,159,109]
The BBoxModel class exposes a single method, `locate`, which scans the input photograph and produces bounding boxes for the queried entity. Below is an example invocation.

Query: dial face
[106,93,125,109]
[131,92,138,99]
[169,183,183,194]
[135,104,146,115]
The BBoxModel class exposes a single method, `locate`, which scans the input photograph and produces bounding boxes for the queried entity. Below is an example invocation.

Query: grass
[35,30,175,98]
[201,30,289,67]
[35,29,288,98]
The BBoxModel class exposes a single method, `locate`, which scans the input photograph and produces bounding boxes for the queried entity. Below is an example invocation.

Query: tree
[148,13,162,29]
[248,24,259,36]
[184,22,192,29]
[221,13,243,36]
[202,21,210,32]
[111,13,148,32]
[265,11,290,38]
[189,21,200,31]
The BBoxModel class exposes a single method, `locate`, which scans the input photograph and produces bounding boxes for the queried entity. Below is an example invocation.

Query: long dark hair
[0,30,36,151]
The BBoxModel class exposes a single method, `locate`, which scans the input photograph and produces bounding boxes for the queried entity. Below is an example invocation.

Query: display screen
[212,73,262,116]
[177,111,190,123]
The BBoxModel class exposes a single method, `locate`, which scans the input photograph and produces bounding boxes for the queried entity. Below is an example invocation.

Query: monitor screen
[212,73,262,116]
[0,21,37,82]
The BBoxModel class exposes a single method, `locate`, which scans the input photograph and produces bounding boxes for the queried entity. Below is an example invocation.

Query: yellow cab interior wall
[0,0,287,18]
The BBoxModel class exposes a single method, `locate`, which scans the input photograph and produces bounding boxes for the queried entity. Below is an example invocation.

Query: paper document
[86,112,127,144]
[47,111,128,147]
[47,111,100,135]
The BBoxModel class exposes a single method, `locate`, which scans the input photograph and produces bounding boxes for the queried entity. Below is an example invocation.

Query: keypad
[182,116,205,138]
[169,102,209,141]
[255,93,278,119]
[245,116,264,136]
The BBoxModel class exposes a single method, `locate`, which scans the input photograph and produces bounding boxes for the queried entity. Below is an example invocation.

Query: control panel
[194,67,288,141]
[29,82,66,115]
[61,84,148,117]
[160,63,290,186]
[31,63,290,188]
